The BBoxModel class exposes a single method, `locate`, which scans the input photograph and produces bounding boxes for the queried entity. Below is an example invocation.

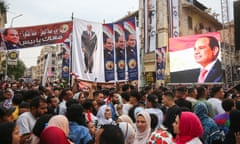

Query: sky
[4,0,234,68]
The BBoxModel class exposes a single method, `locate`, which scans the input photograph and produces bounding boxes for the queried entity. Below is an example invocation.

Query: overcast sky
[4,0,234,68]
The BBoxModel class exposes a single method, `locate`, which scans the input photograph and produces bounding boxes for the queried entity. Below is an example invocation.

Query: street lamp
[10,14,23,27]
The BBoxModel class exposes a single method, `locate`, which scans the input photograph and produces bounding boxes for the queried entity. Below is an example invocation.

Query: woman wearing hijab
[194,102,223,144]
[118,122,135,144]
[117,114,134,128]
[173,111,203,144]
[133,111,151,144]
[96,104,114,127]
[40,115,73,144]
[224,109,240,144]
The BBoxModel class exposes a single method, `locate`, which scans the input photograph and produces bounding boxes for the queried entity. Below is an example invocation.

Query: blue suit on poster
[104,49,114,81]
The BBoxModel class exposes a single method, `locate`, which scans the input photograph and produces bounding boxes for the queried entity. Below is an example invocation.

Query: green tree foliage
[2,59,26,80]
[0,1,8,14]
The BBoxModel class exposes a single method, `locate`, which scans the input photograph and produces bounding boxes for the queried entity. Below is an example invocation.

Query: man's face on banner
[104,38,113,51]
[4,29,20,45]
[127,34,136,48]
[116,36,125,49]
[194,37,218,67]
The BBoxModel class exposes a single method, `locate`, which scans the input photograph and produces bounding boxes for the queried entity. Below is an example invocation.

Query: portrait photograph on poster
[169,32,223,84]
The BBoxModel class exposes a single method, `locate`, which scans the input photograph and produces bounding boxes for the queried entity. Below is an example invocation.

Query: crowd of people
[0,79,240,144]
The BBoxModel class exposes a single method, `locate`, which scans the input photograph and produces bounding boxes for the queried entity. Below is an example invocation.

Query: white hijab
[133,111,151,144]
[96,104,113,125]
[118,122,135,144]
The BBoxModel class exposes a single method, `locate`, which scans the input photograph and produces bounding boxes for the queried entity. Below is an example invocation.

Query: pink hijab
[47,115,69,136]
[176,112,203,144]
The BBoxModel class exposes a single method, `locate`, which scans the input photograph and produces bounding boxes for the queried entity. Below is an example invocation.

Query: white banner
[72,18,105,82]
[171,0,179,37]
[149,0,157,52]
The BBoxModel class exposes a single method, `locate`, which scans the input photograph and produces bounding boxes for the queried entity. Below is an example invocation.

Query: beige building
[138,0,236,87]
[34,45,62,81]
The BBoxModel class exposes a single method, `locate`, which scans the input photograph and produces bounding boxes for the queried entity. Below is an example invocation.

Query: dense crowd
[0,79,240,144]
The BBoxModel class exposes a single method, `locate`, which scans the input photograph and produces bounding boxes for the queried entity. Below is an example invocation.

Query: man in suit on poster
[115,33,125,60]
[194,36,222,83]
[171,36,223,83]
[126,33,137,58]
[81,24,97,73]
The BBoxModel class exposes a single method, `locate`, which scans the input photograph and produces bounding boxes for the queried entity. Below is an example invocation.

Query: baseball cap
[0,102,16,118]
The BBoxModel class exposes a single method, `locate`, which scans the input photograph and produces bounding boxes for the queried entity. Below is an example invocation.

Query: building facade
[138,0,236,87]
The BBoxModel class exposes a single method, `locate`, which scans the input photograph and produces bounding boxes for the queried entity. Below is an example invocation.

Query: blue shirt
[68,121,92,144]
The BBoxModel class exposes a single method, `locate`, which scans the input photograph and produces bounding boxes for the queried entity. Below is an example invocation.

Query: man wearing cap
[0,103,15,123]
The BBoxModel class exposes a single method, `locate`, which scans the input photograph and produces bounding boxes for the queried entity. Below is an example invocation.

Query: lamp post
[10,14,23,27]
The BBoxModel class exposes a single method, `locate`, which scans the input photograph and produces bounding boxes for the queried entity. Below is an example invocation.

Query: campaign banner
[72,18,104,82]
[124,18,138,81]
[0,21,72,50]
[114,22,126,81]
[103,24,115,82]
[170,0,179,37]
[149,0,157,52]
[169,32,223,83]
[156,47,166,80]
[62,40,71,79]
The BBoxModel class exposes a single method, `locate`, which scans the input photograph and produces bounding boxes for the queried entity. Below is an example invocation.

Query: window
[188,16,192,29]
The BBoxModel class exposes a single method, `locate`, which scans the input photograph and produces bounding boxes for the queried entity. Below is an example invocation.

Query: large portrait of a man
[170,32,223,83]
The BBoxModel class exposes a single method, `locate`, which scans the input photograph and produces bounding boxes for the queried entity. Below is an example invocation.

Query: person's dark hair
[93,90,103,98]
[59,88,72,101]
[229,109,240,132]
[149,113,158,130]
[32,114,53,137]
[147,94,159,108]
[176,86,187,94]
[46,96,55,104]
[0,121,16,143]
[121,92,130,102]
[210,86,222,97]
[82,99,94,111]
[66,99,79,109]
[30,96,47,109]
[236,101,240,110]
[23,89,40,102]
[130,90,141,101]
[207,36,219,55]
[122,84,131,92]
[197,86,206,99]
[12,93,23,105]
[19,101,30,109]
[144,85,152,93]
[99,124,124,144]
[221,99,234,112]
[163,91,175,99]
[66,103,86,126]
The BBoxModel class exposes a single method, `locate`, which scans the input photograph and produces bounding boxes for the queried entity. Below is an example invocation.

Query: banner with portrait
[0,21,72,50]
[103,24,115,82]
[169,32,223,83]
[124,18,138,81]
[156,46,166,80]
[61,40,71,79]
[114,22,126,81]
[72,18,104,82]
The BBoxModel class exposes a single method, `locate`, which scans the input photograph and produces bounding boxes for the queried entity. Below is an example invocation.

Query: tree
[0,1,8,14]
[1,59,26,80]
